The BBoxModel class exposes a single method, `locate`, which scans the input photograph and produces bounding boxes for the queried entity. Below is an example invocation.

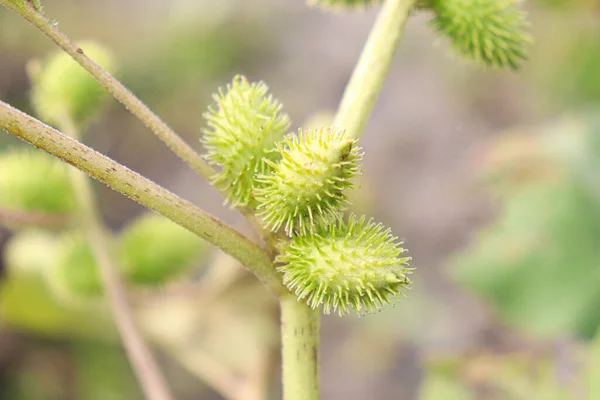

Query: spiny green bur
[118,213,206,285]
[430,0,531,69]
[30,41,114,128]
[255,127,362,236]
[277,215,412,315]
[0,150,74,213]
[48,233,103,300]
[202,75,291,208]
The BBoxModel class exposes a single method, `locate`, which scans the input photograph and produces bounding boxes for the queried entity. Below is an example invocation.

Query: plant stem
[59,116,174,400]
[0,100,285,295]
[280,294,320,400]
[0,0,214,179]
[333,0,415,139]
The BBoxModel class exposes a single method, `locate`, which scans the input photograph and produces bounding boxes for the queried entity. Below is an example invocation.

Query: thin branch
[0,100,285,296]
[0,0,214,179]
[333,0,415,139]
[59,115,173,400]
[0,207,67,229]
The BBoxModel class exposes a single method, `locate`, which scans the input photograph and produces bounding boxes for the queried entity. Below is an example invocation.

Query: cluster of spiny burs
[203,0,532,315]
[202,76,412,315]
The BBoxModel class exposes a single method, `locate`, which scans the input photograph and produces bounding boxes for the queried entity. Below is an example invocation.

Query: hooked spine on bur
[276,215,412,315]
[254,127,362,236]
[201,75,291,208]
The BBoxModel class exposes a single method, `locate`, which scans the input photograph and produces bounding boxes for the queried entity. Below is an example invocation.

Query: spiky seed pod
[430,0,531,69]
[277,215,412,315]
[118,213,206,285]
[255,128,362,236]
[0,150,75,213]
[29,41,114,128]
[307,0,381,10]
[202,75,291,208]
[47,233,103,301]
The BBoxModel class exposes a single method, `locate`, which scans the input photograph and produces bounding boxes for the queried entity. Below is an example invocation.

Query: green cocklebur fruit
[277,215,412,315]
[202,75,291,208]
[430,0,531,69]
[48,233,103,300]
[118,213,206,285]
[255,127,362,236]
[0,150,75,213]
[30,41,114,128]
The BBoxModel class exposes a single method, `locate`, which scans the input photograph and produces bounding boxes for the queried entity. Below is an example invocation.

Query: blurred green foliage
[452,114,600,339]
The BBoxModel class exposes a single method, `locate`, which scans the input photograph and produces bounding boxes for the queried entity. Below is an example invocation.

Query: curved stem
[280,294,320,400]
[0,0,214,179]
[333,0,415,139]
[0,100,285,295]
[60,116,174,400]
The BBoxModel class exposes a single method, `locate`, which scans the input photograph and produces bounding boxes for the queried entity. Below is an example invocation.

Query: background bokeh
[1,0,600,399]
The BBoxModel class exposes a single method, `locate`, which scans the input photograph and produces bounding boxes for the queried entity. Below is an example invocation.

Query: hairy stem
[280,294,320,400]
[333,0,415,139]
[59,116,174,400]
[0,100,285,295]
[0,0,214,179]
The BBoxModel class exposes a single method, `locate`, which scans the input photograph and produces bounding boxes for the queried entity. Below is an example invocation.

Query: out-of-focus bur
[202,75,291,208]
[117,213,207,286]
[430,0,531,69]
[47,232,104,302]
[255,128,362,236]
[277,214,412,315]
[0,150,75,213]
[29,41,115,129]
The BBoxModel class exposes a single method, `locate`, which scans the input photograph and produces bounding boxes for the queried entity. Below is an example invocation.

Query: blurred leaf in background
[420,349,586,400]
[452,113,600,339]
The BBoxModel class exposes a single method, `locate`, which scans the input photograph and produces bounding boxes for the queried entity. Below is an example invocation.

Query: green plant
[452,114,600,340]
[0,0,531,399]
